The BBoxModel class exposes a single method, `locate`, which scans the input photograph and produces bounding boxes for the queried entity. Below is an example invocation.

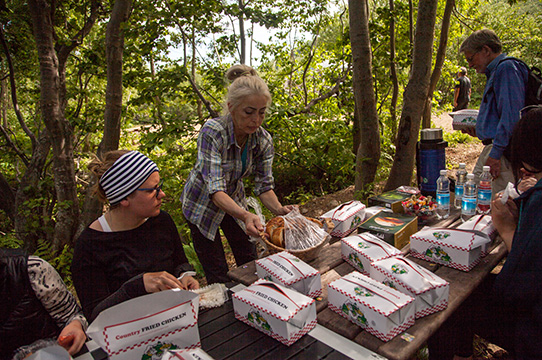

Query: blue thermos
[416,128,448,197]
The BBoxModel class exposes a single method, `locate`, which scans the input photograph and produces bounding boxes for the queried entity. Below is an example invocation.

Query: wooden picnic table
[228,210,508,360]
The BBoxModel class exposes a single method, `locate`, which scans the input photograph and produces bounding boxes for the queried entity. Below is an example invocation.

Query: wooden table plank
[256,335,317,360]
[223,333,282,360]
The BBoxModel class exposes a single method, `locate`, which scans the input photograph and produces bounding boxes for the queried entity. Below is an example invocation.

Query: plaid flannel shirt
[181,115,275,241]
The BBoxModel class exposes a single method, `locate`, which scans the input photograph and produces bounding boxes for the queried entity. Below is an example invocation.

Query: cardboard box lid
[329,272,414,324]
[360,211,417,234]
[320,201,366,221]
[411,227,491,251]
[256,251,319,285]
[342,233,402,261]
[233,280,314,321]
[457,214,496,236]
[449,109,479,117]
[372,256,449,296]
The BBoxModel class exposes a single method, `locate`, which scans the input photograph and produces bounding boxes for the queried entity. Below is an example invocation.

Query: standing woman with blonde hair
[182,65,294,284]
[73,150,198,322]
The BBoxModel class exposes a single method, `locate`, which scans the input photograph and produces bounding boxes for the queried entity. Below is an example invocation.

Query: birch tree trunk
[384,0,439,191]
[422,0,454,129]
[349,0,380,194]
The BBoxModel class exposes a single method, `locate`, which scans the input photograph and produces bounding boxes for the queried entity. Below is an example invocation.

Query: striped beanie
[99,151,159,205]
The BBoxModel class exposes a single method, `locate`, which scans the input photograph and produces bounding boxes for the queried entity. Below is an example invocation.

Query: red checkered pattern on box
[371,261,449,296]
[410,249,481,272]
[256,258,319,286]
[328,302,414,342]
[234,312,317,346]
[328,281,413,317]
[232,293,314,322]
[410,232,476,252]
[415,300,448,318]
[103,323,200,356]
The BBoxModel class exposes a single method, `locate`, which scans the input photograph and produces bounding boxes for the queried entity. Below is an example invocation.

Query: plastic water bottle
[454,163,467,209]
[461,173,477,222]
[436,169,450,219]
[477,165,492,214]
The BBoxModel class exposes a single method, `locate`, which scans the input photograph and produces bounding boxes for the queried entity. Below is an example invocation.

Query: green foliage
[443,130,473,146]
[183,242,204,276]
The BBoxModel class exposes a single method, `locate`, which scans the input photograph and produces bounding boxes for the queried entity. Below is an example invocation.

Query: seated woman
[1,249,87,359]
[72,150,198,322]
[428,105,542,360]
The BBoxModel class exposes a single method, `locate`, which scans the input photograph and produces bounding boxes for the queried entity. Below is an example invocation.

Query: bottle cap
[459,163,466,168]
[440,169,447,175]
[483,165,490,171]
[467,173,474,179]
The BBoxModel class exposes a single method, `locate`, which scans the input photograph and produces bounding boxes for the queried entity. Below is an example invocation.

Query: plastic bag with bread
[265,209,329,250]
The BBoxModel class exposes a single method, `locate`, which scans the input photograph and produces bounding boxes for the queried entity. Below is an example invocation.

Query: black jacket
[0,248,60,360]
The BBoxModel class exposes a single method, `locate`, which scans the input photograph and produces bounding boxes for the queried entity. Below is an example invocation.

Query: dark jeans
[188,214,256,285]
[428,275,516,359]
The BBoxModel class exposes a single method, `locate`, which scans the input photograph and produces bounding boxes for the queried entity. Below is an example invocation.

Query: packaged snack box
[161,348,214,360]
[341,232,403,275]
[327,271,415,342]
[358,211,418,250]
[255,251,322,298]
[319,200,366,238]
[456,214,496,256]
[368,190,413,213]
[87,289,200,360]
[370,256,449,318]
[232,280,317,346]
[410,227,491,271]
[450,109,478,130]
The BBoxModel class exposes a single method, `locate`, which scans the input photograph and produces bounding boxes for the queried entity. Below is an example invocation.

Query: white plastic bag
[246,196,268,256]
[282,208,328,250]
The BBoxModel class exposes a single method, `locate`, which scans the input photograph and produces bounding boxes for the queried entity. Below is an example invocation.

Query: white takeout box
[450,109,478,130]
[370,256,449,318]
[232,280,317,346]
[87,289,200,360]
[256,251,322,298]
[410,227,491,271]
[327,271,415,342]
[320,200,366,238]
[341,233,403,275]
[457,214,496,256]
[160,348,214,360]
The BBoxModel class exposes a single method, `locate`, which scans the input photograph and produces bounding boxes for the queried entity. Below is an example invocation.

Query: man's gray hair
[460,29,502,54]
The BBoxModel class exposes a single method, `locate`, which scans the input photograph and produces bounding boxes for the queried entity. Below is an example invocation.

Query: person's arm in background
[454,86,460,108]
[27,256,87,355]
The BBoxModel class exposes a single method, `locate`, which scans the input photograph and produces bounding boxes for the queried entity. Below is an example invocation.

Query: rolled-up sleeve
[199,128,227,196]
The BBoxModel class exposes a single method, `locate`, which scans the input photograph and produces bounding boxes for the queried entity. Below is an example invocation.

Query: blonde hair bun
[225,65,258,83]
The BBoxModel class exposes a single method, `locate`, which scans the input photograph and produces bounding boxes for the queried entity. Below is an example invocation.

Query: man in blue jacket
[459,29,529,193]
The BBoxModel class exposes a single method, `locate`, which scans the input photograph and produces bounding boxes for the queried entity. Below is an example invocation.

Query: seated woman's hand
[57,319,86,355]
[179,275,199,290]
[143,271,184,292]
[276,204,297,216]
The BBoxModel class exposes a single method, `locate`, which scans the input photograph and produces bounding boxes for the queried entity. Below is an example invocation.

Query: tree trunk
[238,0,246,64]
[98,0,132,156]
[28,0,81,253]
[384,0,438,191]
[389,0,399,139]
[422,0,454,129]
[80,0,132,235]
[349,0,380,195]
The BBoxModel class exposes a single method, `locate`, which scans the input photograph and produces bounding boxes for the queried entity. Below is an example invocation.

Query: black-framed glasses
[136,179,164,198]
[519,105,542,119]
[465,51,480,63]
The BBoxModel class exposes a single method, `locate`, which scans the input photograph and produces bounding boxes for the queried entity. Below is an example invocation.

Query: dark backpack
[496,57,542,106]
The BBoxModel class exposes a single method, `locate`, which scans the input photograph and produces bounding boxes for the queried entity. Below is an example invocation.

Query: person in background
[428,105,542,360]
[0,249,87,359]
[73,150,198,322]
[453,67,471,111]
[181,64,294,285]
[459,29,529,193]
